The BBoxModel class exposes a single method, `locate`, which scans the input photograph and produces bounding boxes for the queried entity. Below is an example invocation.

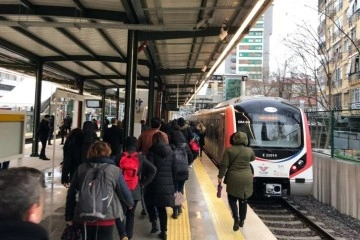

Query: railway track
[249,198,338,240]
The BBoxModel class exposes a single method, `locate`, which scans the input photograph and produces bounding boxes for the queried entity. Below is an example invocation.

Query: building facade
[319,0,360,113]
[223,6,273,81]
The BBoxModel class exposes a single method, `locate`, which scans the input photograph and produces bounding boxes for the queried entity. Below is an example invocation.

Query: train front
[233,98,313,197]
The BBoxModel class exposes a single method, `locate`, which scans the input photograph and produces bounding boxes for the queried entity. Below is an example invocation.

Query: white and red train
[188,96,313,197]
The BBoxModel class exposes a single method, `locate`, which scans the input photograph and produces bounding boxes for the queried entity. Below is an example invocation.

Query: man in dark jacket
[0,167,49,240]
[103,118,124,158]
[38,114,50,160]
[115,136,157,240]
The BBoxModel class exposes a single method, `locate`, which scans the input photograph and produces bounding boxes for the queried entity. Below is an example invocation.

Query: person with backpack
[144,132,176,240]
[115,136,157,240]
[169,130,193,219]
[65,141,134,240]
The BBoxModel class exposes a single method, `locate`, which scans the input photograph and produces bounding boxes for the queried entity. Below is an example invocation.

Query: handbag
[174,191,185,206]
[61,224,82,240]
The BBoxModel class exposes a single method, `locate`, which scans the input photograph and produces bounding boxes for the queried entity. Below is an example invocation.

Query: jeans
[81,224,113,240]
[115,200,138,238]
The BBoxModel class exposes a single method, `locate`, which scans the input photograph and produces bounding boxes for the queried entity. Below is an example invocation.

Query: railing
[306,110,360,162]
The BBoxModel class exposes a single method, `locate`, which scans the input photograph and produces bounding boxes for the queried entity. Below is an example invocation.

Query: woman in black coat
[145,132,176,240]
[169,130,193,219]
[61,128,83,186]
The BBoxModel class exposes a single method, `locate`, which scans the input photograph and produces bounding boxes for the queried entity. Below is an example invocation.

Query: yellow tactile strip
[166,189,191,240]
[192,159,245,240]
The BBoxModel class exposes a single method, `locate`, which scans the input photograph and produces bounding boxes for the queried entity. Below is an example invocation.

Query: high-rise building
[223,6,273,81]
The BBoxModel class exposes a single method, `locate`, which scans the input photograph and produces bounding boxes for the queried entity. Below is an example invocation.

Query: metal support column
[147,68,155,123]
[77,79,84,128]
[30,61,43,157]
[124,30,138,138]
[116,88,120,120]
[101,88,106,138]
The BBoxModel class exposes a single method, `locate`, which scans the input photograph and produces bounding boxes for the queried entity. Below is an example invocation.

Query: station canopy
[0,0,272,105]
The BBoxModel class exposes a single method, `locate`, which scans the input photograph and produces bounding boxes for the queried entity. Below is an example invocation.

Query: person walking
[61,128,83,187]
[37,114,50,160]
[217,132,255,231]
[169,130,192,219]
[65,141,134,240]
[137,117,169,155]
[115,136,157,240]
[103,118,124,158]
[144,132,176,240]
[137,117,169,216]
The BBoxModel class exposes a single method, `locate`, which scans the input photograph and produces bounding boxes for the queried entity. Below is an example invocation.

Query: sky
[269,0,318,72]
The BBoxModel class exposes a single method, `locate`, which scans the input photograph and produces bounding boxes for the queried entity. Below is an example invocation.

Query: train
[187,96,313,197]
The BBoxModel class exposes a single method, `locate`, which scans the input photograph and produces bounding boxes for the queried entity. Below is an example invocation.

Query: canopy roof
[0,0,273,105]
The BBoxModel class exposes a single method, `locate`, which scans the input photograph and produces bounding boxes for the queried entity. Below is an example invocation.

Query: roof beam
[41,55,149,66]
[155,68,205,75]
[138,27,238,41]
[0,4,127,22]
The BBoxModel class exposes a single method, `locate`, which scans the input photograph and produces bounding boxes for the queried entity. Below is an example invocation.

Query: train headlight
[290,158,307,176]
[297,159,305,167]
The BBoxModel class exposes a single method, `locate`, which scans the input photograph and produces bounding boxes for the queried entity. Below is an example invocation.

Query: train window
[235,112,301,148]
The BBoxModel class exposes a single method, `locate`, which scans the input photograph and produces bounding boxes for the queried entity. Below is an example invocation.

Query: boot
[172,207,178,219]
[158,231,167,240]
[239,199,247,227]
[150,220,159,233]
[233,218,240,231]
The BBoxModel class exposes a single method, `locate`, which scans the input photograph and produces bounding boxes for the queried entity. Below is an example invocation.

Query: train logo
[258,165,269,172]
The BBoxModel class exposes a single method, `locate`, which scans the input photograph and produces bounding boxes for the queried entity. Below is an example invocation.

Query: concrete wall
[313,153,360,220]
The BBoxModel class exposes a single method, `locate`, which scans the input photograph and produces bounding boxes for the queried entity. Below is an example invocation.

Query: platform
[6,140,276,240]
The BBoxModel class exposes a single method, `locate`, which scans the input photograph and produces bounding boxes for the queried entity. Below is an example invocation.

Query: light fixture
[201,65,207,72]
[137,41,148,53]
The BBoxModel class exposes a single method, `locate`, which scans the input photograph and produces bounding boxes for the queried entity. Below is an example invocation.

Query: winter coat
[137,128,169,155]
[145,142,176,207]
[103,125,124,157]
[38,119,50,141]
[170,130,193,181]
[175,123,193,143]
[115,147,157,201]
[81,121,99,162]
[65,157,134,222]
[61,130,83,184]
[0,219,49,240]
[218,132,255,199]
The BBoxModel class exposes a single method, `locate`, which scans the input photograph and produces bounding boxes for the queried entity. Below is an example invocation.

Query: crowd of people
[0,114,256,239]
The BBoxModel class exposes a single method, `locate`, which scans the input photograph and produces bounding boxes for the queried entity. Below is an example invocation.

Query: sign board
[225,78,241,100]
[0,110,26,162]
[55,88,84,101]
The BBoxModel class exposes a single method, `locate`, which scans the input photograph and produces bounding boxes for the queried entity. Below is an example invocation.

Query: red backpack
[119,152,140,190]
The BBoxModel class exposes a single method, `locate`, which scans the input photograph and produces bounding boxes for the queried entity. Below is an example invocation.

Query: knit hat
[125,136,137,149]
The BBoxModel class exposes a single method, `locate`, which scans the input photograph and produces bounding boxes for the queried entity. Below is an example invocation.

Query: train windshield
[235,110,302,148]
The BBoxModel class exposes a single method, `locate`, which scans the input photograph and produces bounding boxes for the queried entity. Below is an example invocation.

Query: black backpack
[77,163,113,222]
[173,144,189,175]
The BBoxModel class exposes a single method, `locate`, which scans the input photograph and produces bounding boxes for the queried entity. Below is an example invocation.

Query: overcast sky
[269,0,318,72]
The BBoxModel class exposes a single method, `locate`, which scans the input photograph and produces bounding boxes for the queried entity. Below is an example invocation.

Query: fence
[306,110,360,162]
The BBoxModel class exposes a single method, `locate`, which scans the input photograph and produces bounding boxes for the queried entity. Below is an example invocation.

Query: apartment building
[319,0,360,113]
